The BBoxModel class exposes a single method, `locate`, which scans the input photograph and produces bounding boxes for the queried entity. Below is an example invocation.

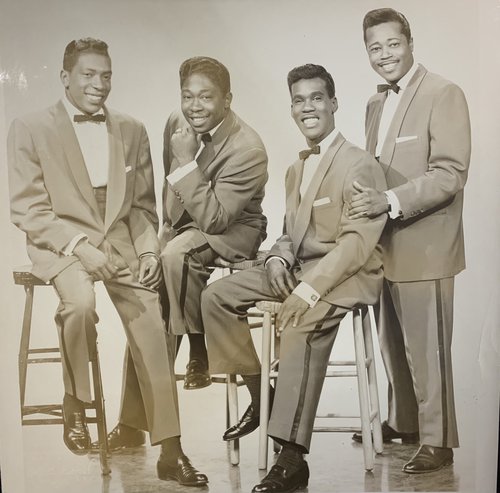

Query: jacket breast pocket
[311,202,340,240]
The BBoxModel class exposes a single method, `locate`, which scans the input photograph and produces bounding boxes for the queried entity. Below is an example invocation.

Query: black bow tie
[201,133,212,144]
[299,145,320,161]
[73,113,106,123]
[377,83,401,94]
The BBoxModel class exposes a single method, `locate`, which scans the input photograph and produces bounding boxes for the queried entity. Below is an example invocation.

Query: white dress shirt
[61,97,109,254]
[376,64,418,219]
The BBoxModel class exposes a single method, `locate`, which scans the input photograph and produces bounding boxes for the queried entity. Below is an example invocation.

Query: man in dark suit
[202,64,387,493]
[160,56,268,389]
[7,38,207,487]
[348,8,471,473]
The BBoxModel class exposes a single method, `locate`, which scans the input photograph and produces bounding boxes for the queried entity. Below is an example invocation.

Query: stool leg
[226,374,240,465]
[362,307,383,454]
[353,308,374,471]
[19,284,35,412]
[259,310,272,470]
[89,341,110,475]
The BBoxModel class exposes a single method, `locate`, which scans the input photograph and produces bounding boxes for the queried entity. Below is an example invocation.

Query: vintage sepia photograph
[0,0,498,492]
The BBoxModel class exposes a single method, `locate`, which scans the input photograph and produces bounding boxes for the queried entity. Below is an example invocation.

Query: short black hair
[63,38,110,71]
[287,64,335,98]
[179,56,231,94]
[363,8,412,43]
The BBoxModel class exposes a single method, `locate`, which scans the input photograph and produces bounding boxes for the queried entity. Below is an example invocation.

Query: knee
[60,288,96,321]
[160,241,188,272]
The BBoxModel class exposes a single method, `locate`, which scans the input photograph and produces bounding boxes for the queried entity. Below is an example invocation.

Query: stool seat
[13,265,47,286]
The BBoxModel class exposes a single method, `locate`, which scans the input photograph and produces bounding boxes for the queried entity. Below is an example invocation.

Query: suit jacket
[268,132,387,309]
[161,109,268,262]
[366,64,471,282]
[7,100,159,282]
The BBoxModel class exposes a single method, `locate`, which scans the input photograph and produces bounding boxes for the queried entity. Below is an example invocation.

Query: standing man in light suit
[7,38,207,487]
[160,56,268,389]
[349,8,471,474]
[202,64,387,493]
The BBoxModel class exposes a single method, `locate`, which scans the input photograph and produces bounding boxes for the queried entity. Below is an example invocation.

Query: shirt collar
[62,96,105,121]
[316,128,339,156]
[394,63,418,92]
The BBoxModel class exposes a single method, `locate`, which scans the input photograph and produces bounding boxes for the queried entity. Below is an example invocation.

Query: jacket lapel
[196,110,236,172]
[104,108,126,231]
[290,133,345,254]
[284,159,303,236]
[53,101,102,223]
[380,64,427,165]
[365,94,386,154]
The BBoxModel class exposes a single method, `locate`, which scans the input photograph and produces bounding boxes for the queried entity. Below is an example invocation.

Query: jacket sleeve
[7,118,84,253]
[128,123,160,256]
[170,145,268,234]
[300,155,387,296]
[391,83,471,220]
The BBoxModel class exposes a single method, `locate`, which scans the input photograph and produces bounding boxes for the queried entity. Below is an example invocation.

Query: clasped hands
[266,258,309,334]
[73,241,161,288]
[170,126,202,166]
[347,181,389,219]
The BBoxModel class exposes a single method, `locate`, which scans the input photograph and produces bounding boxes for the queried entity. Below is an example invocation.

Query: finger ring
[174,128,182,134]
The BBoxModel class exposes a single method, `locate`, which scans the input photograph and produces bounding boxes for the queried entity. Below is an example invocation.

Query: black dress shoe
[403,444,453,474]
[252,462,309,493]
[352,420,419,444]
[223,404,259,441]
[62,394,90,455]
[157,454,208,486]
[91,423,146,452]
[184,359,212,390]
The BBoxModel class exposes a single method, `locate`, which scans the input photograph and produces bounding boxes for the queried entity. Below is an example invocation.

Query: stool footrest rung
[325,370,357,377]
[22,418,64,426]
[28,348,60,354]
[28,357,62,364]
[22,404,62,416]
[313,426,362,433]
[327,360,355,366]
[316,413,360,419]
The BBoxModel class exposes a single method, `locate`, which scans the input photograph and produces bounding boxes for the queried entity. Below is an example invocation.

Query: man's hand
[73,241,117,281]
[348,181,389,219]
[138,255,162,289]
[276,294,309,334]
[170,126,200,166]
[266,258,297,300]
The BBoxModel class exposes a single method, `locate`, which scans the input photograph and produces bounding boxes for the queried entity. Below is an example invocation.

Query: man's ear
[331,97,338,114]
[224,92,233,109]
[60,69,69,89]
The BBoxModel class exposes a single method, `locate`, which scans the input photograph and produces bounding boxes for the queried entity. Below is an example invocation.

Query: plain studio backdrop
[0,0,498,492]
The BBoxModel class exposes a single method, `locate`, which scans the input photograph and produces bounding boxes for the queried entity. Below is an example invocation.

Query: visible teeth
[303,117,318,128]
[87,95,103,102]
[380,62,397,72]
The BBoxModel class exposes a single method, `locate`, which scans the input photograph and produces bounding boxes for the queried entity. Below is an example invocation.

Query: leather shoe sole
[90,424,146,452]
[352,420,419,444]
[157,454,208,486]
[252,462,309,493]
[184,359,212,390]
[403,445,453,474]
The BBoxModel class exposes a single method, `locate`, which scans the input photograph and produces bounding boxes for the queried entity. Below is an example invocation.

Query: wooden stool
[256,301,383,471]
[174,252,268,466]
[13,266,110,475]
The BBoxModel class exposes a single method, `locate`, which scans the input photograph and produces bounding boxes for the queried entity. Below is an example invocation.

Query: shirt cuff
[384,190,403,219]
[63,234,88,256]
[264,256,289,269]
[292,282,320,308]
[167,160,197,185]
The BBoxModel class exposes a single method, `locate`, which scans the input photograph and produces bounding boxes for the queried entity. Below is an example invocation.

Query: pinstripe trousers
[377,277,459,448]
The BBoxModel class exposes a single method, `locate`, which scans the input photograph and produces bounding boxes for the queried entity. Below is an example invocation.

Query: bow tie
[201,133,212,144]
[299,145,320,161]
[377,83,401,94]
[73,113,106,123]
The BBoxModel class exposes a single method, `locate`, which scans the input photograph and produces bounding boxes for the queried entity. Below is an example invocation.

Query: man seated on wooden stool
[7,38,207,487]
[202,64,387,492]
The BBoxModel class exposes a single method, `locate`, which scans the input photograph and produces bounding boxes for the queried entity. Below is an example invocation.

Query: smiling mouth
[189,116,209,125]
[302,115,319,128]
[379,61,398,72]
[86,94,105,103]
